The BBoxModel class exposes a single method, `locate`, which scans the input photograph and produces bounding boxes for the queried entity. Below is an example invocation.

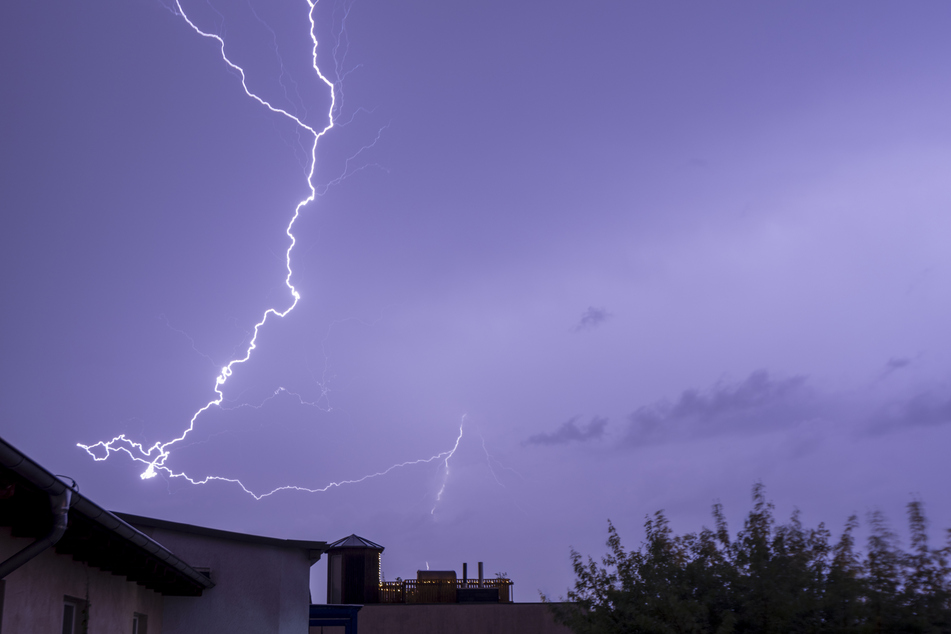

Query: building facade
[0,436,326,634]
[120,514,325,634]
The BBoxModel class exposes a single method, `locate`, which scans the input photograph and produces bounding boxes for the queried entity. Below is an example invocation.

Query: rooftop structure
[326,533,385,604]
[325,534,513,606]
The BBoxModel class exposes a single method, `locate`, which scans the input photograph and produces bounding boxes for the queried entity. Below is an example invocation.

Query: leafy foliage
[547,485,951,634]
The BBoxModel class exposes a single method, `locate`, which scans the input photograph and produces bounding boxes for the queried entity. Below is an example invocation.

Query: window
[132,613,147,634]
[62,603,74,634]
[62,597,87,634]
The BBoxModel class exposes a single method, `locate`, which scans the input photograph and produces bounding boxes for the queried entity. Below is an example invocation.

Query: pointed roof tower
[326,535,384,604]
[326,534,384,551]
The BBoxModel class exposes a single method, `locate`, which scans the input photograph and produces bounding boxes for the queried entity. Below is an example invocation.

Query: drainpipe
[0,487,72,578]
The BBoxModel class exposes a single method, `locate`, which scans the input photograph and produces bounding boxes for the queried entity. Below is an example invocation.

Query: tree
[548,485,951,634]
[822,514,864,632]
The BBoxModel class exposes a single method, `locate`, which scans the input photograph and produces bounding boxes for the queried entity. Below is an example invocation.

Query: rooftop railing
[379,578,513,604]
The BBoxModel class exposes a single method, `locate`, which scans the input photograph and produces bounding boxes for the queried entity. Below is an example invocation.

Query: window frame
[62,596,87,634]
[132,612,148,634]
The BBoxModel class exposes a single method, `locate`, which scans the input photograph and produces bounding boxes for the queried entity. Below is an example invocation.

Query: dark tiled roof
[326,534,384,551]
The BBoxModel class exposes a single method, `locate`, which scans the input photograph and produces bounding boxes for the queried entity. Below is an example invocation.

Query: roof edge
[327,534,385,551]
[0,437,214,593]
[116,512,328,555]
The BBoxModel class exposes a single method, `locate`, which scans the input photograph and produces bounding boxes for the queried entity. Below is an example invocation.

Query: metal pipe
[478,561,483,587]
[0,487,71,578]
[462,562,467,583]
[0,438,214,591]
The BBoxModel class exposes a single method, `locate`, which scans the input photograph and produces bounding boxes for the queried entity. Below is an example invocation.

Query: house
[2,433,570,634]
[0,435,326,634]
[117,513,325,634]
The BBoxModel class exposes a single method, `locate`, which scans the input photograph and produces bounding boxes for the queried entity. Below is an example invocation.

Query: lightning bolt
[79,0,330,483]
[431,417,465,515]
[478,429,524,486]
[77,1,459,502]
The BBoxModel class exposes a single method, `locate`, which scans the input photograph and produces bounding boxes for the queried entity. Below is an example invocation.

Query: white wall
[0,526,164,633]
[139,526,312,634]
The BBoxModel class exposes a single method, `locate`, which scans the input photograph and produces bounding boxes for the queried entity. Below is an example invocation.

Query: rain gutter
[0,438,214,591]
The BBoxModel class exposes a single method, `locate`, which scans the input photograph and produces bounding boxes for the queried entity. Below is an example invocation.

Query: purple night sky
[3,0,951,600]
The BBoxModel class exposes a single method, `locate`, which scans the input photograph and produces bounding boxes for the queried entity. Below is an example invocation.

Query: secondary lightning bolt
[168,423,464,501]
[77,1,457,501]
[431,417,465,515]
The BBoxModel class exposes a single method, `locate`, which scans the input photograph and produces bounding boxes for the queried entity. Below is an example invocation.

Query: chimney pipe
[462,562,467,583]
[478,561,483,587]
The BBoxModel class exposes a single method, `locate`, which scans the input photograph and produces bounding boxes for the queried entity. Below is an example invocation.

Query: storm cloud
[5,0,951,604]
[623,371,816,445]
[868,389,951,434]
[885,357,912,372]
[525,416,608,446]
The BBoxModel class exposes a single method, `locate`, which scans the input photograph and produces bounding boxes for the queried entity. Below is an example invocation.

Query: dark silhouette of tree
[864,509,904,632]
[899,500,951,633]
[547,485,951,634]
[822,514,864,632]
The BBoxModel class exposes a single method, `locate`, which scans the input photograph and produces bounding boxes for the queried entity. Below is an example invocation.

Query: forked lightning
[78,0,463,502]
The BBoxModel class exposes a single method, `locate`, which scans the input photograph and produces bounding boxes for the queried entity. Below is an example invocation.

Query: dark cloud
[574,307,609,332]
[879,357,913,379]
[868,390,951,434]
[885,357,912,371]
[525,416,608,446]
[624,370,814,445]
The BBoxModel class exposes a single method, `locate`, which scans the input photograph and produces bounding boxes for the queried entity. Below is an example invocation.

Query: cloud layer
[525,416,608,446]
[623,371,815,446]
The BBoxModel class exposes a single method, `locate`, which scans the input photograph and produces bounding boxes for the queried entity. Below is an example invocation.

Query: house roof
[0,436,215,596]
[326,534,385,551]
[116,513,328,564]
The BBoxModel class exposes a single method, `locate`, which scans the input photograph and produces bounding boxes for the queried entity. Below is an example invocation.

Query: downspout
[0,486,72,578]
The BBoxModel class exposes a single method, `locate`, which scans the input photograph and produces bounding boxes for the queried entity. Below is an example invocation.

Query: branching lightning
[90,422,465,502]
[77,0,462,503]
[478,430,524,486]
[431,417,465,515]
[477,428,530,517]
